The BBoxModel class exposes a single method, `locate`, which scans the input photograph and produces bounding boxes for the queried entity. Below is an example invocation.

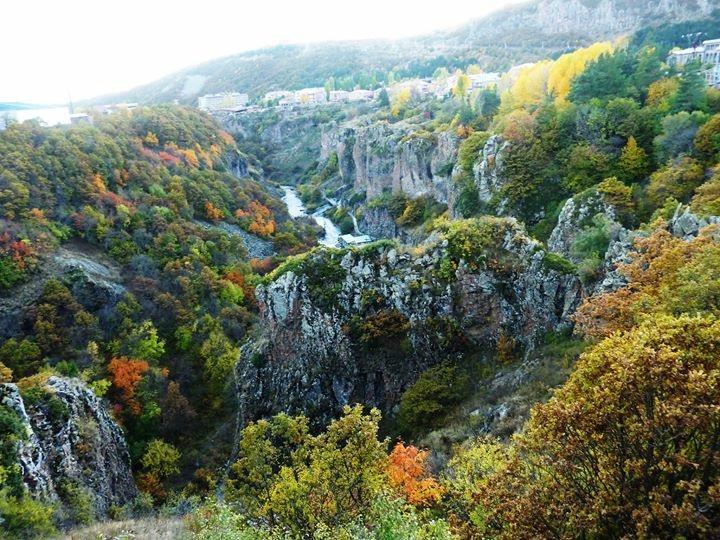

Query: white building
[263,90,294,103]
[348,89,375,102]
[668,38,720,88]
[70,113,93,125]
[198,92,249,111]
[468,72,501,90]
[294,87,327,105]
[329,90,350,102]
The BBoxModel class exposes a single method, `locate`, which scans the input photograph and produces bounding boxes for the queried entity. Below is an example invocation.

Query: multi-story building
[294,87,327,105]
[668,38,720,88]
[198,92,249,111]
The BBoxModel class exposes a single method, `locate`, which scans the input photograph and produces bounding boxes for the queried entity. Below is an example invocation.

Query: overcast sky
[1,0,527,104]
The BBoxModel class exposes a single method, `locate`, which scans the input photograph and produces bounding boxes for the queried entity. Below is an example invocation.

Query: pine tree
[672,61,708,113]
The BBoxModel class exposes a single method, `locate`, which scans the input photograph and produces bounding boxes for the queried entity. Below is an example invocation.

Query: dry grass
[58,517,185,540]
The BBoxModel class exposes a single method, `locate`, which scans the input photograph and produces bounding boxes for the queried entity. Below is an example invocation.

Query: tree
[548,42,613,102]
[387,442,443,507]
[378,88,390,107]
[647,157,705,207]
[108,357,150,415]
[391,88,411,117]
[694,112,720,162]
[452,73,470,101]
[617,136,650,183]
[480,314,720,538]
[654,111,707,164]
[141,439,181,478]
[672,61,708,113]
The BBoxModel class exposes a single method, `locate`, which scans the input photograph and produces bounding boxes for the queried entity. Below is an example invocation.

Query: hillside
[5,2,720,538]
[88,0,720,106]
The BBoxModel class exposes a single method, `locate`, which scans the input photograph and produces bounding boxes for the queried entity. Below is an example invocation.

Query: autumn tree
[205,201,224,221]
[647,157,705,208]
[479,314,720,538]
[108,357,150,415]
[617,136,650,183]
[387,442,443,507]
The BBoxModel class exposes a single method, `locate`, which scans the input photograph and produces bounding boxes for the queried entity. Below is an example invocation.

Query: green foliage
[398,362,470,433]
[440,217,514,272]
[0,488,56,539]
[541,252,577,275]
[647,157,705,208]
[672,61,708,113]
[457,131,489,173]
[58,480,95,525]
[570,214,612,283]
[226,406,389,536]
[142,439,181,478]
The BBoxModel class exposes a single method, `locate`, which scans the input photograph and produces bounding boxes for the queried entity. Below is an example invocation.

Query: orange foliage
[224,271,256,307]
[180,148,200,168]
[236,201,275,237]
[137,471,166,501]
[27,208,46,223]
[574,225,712,339]
[218,130,235,146]
[250,257,275,275]
[108,357,150,415]
[387,442,444,507]
[205,201,224,221]
[91,173,107,193]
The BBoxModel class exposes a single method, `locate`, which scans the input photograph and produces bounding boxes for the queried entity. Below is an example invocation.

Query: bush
[0,489,56,539]
[398,363,470,433]
[542,253,577,275]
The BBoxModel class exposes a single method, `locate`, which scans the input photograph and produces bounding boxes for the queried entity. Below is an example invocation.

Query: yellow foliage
[547,42,613,102]
[500,60,552,112]
[391,88,412,117]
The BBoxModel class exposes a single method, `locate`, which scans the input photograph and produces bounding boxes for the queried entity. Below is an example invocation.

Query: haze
[1,0,527,104]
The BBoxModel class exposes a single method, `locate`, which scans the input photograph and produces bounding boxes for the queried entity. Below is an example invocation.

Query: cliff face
[237,219,582,426]
[451,0,719,46]
[322,122,459,203]
[1,377,137,517]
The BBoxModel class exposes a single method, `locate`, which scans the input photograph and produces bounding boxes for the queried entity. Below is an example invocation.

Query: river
[281,186,371,248]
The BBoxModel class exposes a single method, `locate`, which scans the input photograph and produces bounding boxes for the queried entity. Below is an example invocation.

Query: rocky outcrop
[548,189,620,262]
[669,205,720,240]
[359,207,399,239]
[474,135,510,208]
[237,219,582,426]
[0,244,126,339]
[0,377,136,517]
[323,121,458,203]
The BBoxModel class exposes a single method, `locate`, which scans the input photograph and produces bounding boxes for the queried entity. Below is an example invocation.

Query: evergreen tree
[672,61,708,113]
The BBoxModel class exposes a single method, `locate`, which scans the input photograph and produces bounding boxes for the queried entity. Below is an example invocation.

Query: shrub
[541,252,577,275]
[398,363,470,433]
[0,489,56,539]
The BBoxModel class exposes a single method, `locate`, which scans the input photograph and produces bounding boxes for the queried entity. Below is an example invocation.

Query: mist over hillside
[89,0,720,106]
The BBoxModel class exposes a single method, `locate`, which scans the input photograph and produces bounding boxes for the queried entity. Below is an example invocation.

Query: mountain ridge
[86,0,720,106]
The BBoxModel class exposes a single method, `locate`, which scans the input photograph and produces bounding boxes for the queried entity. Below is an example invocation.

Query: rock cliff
[237,218,582,426]
[1,377,137,517]
[320,121,458,203]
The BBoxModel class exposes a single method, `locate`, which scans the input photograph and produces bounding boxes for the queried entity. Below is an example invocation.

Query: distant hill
[0,102,48,111]
[86,0,720,106]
